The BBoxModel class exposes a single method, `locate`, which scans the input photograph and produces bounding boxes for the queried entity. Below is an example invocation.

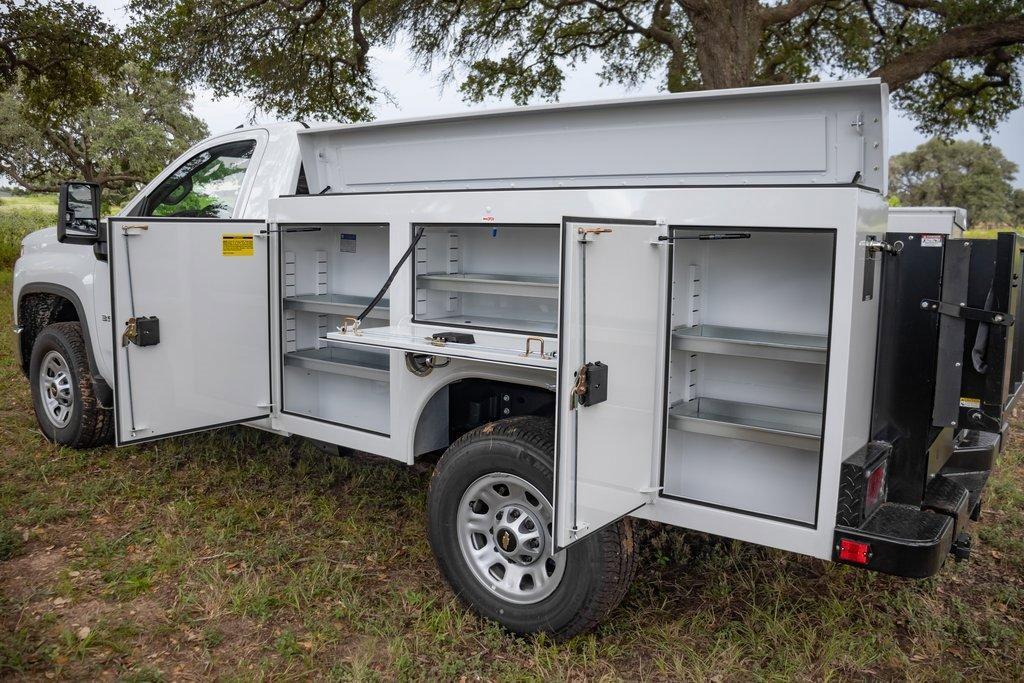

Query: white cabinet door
[108,218,271,445]
[555,217,670,549]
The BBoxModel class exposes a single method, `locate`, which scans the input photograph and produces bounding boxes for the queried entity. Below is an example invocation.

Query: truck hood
[20,226,59,252]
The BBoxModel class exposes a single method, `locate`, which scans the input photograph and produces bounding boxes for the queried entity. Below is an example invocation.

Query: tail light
[864,458,888,517]
[837,442,892,528]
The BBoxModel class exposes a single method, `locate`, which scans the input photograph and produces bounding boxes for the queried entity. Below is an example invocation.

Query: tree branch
[871,16,1024,90]
[885,0,948,16]
[760,0,831,26]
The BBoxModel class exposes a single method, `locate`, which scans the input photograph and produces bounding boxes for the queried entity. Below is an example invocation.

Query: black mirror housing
[57,181,101,244]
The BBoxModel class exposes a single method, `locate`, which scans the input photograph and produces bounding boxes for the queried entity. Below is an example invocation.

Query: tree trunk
[682,0,763,90]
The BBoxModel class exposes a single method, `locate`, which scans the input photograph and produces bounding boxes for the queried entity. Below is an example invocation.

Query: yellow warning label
[222,233,254,256]
[959,396,981,409]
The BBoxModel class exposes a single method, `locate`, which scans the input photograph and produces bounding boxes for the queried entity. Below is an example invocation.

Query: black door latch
[121,316,160,347]
[572,361,608,408]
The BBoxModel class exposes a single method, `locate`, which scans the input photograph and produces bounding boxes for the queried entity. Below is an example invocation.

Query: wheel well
[444,378,555,448]
[17,293,80,375]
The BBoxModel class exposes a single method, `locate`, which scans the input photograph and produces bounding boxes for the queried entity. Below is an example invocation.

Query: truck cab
[13,123,305,424]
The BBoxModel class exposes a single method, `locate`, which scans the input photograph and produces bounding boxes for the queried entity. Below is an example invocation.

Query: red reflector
[839,538,870,565]
[865,461,887,514]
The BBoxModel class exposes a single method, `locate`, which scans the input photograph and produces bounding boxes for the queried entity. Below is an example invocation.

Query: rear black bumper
[833,429,998,578]
[833,503,955,578]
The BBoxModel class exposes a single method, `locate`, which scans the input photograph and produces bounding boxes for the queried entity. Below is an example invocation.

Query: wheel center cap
[496,527,518,554]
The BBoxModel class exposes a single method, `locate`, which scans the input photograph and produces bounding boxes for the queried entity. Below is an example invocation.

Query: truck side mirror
[57,181,101,244]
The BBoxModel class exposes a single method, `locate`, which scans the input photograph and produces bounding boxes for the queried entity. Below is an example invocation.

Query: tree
[1,0,124,116]
[889,138,1020,225]
[128,0,1024,135]
[1011,187,1024,225]
[0,63,209,201]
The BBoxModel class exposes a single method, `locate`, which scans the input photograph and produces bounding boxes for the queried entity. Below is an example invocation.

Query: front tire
[427,416,637,640]
[29,322,113,448]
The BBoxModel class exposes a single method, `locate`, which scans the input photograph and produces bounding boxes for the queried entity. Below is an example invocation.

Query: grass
[1,203,1023,679]
[0,194,57,268]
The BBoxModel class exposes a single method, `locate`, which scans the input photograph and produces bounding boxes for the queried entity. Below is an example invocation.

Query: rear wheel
[427,416,637,639]
[29,322,112,448]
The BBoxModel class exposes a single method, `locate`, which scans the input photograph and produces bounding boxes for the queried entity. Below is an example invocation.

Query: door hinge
[257,402,274,410]
[920,299,1013,326]
[570,522,590,539]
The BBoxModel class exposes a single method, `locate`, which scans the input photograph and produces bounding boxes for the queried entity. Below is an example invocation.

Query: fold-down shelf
[284,293,389,320]
[284,347,390,382]
[323,326,557,370]
[669,397,822,451]
[672,325,827,364]
[422,314,557,335]
[417,273,558,299]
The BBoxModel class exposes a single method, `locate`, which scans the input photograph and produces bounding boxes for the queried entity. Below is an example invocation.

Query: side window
[144,140,256,218]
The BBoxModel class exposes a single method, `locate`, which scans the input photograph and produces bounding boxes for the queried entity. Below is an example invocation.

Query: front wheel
[29,322,113,448]
[427,416,637,639]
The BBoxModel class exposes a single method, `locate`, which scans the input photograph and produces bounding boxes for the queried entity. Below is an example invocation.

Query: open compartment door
[108,218,271,445]
[957,232,1024,431]
[555,217,670,549]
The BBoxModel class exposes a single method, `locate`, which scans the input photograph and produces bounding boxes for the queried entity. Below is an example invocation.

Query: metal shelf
[417,273,558,299]
[668,397,822,451]
[284,293,389,320]
[284,347,390,382]
[672,325,827,364]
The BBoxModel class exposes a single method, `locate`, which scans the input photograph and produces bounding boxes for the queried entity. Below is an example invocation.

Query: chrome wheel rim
[456,472,565,605]
[39,350,74,429]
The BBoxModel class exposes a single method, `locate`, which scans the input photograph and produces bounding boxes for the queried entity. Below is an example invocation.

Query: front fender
[13,228,112,400]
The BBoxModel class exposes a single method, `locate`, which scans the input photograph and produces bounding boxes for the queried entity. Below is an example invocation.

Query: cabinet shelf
[668,397,821,451]
[672,325,827,364]
[284,347,389,382]
[417,273,558,299]
[284,293,389,320]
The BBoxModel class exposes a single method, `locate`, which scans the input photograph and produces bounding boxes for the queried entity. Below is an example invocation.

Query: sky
[94,1,1024,186]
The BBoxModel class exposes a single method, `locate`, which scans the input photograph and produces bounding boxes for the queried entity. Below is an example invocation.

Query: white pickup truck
[11,81,1015,638]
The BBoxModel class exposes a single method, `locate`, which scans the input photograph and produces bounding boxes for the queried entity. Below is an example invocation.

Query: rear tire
[427,416,637,639]
[29,322,113,448]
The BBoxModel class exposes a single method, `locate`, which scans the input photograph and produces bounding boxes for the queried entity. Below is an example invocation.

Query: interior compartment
[280,224,391,434]
[663,228,834,524]
[414,224,559,334]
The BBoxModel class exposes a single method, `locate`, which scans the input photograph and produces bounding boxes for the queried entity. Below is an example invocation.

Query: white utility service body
[103,79,886,557]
